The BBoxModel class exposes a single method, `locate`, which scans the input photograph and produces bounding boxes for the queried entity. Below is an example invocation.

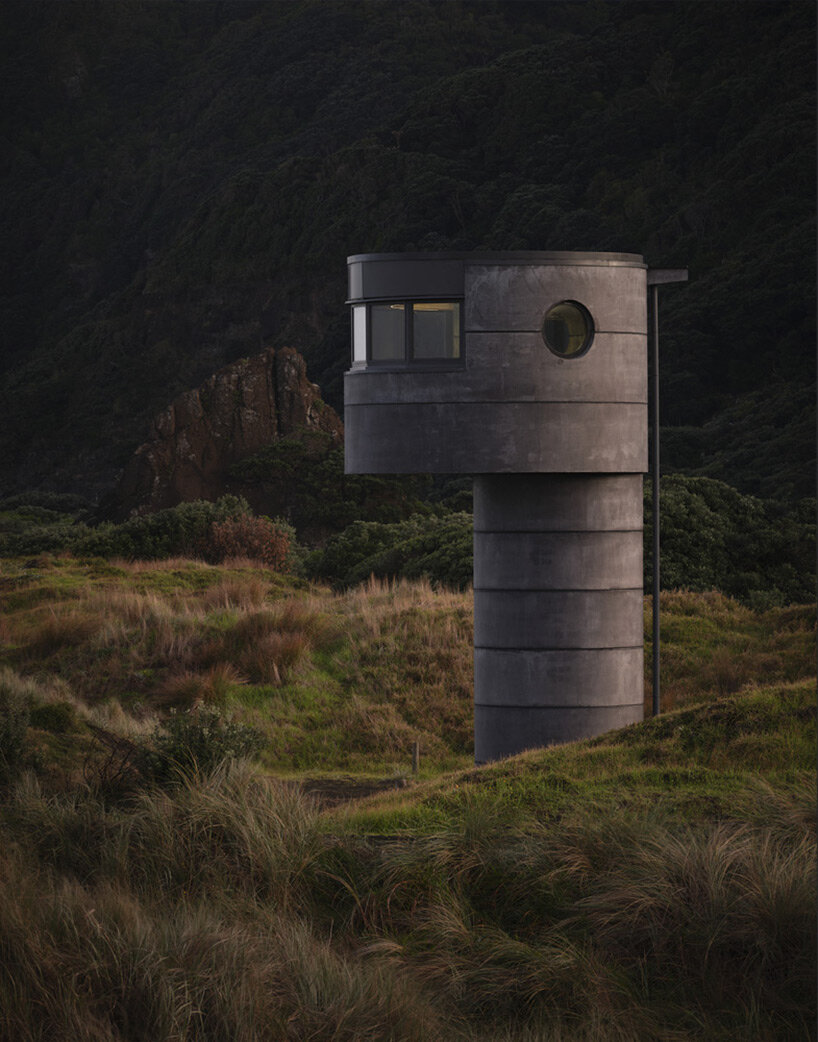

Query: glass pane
[370,304,405,361]
[541,301,593,358]
[412,302,460,359]
[352,305,367,363]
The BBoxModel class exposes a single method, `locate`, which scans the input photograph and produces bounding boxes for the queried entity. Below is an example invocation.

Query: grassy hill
[0,556,814,1039]
[0,555,813,778]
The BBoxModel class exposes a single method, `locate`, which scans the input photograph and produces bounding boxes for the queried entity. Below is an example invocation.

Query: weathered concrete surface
[473,474,643,531]
[474,703,643,762]
[344,331,647,405]
[474,531,643,590]
[473,589,644,649]
[474,647,644,707]
[465,263,646,333]
[344,401,647,473]
[472,472,644,762]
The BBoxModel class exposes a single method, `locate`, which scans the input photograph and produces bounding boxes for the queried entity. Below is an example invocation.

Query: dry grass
[0,842,443,1042]
[238,631,311,685]
[152,662,248,709]
[22,608,105,658]
[0,557,814,778]
[1,738,814,1040]
[200,576,270,610]
[0,568,342,710]
[111,555,211,572]
[338,577,474,757]
[0,558,814,1039]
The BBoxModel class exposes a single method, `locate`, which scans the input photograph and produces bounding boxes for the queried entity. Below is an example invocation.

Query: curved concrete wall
[344,253,647,476]
[473,474,644,764]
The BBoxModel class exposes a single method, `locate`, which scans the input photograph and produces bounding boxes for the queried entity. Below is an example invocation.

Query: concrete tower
[344,252,647,762]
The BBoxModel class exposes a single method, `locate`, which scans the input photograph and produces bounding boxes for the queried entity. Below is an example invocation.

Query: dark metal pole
[646,268,687,717]
[650,284,661,716]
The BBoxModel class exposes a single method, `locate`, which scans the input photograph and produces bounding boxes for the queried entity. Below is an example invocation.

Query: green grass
[0,558,813,781]
[332,679,815,835]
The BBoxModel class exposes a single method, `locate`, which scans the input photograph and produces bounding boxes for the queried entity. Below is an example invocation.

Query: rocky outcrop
[111,347,342,517]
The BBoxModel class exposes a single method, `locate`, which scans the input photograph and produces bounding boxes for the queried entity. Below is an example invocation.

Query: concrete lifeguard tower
[344,251,648,762]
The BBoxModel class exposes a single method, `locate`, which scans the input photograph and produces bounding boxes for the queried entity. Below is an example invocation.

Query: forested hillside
[0,0,814,502]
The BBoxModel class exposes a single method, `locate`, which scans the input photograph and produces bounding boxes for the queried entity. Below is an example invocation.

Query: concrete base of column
[474,703,643,763]
[473,474,644,763]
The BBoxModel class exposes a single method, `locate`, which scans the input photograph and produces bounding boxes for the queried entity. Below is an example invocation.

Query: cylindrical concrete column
[473,474,643,763]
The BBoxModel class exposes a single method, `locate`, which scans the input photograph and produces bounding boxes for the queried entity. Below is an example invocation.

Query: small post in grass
[412,741,420,775]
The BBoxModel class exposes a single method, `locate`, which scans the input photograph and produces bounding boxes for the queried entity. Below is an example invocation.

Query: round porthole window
[541,300,594,358]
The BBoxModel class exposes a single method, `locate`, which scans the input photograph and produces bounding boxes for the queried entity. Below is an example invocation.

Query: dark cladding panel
[349,257,465,302]
[348,262,363,301]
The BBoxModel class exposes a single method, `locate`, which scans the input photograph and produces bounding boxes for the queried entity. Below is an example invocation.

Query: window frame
[351,299,465,369]
[541,299,595,359]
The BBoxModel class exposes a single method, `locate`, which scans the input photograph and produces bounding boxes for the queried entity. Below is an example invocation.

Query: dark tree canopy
[0,1,814,502]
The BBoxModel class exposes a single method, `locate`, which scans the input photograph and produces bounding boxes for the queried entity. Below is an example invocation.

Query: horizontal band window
[351,300,463,366]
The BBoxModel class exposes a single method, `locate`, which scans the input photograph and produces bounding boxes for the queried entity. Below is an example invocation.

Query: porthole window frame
[351,299,465,369]
[541,299,595,359]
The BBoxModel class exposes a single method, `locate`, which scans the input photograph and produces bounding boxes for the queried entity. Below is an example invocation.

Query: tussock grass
[0,563,338,718]
[2,765,812,1041]
[337,577,474,759]
[4,761,325,904]
[200,575,269,610]
[0,558,814,1038]
[152,662,248,709]
[0,845,444,1041]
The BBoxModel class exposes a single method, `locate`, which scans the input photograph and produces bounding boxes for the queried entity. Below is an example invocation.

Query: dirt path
[297,776,410,807]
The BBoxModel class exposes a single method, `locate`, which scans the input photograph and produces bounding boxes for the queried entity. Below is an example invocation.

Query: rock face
[112,347,343,517]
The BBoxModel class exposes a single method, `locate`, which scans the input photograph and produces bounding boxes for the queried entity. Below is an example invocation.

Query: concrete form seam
[473,586,644,593]
[473,528,643,534]
[345,400,648,406]
[464,329,648,336]
[474,645,644,652]
[475,702,645,709]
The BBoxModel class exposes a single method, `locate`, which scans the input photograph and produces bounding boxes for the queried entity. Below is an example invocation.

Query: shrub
[28,701,77,734]
[228,435,433,534]
[0,509,95,556]
[307,513,473,590]
[309,476,814,605]
[142,707,265,785]
[645,476,815,606]
[200,514,291,568]
[76,496,253,560]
